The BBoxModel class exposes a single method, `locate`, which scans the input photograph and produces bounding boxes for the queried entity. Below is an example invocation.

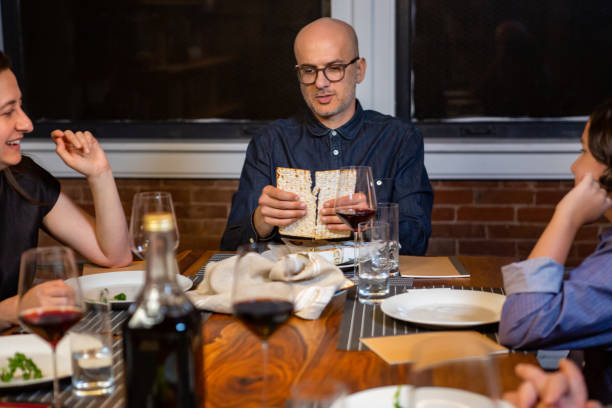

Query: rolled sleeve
[502,257,564,295]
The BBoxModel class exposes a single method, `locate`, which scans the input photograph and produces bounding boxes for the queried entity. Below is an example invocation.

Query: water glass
[376,203,400,276]
[70,301,114,396]
[357,221,391,303]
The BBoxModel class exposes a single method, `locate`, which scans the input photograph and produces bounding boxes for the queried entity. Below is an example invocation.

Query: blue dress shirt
[220,101,433,254]
[499,228,612,403]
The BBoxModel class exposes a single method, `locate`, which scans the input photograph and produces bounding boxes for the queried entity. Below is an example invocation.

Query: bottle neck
[145,228,178,283]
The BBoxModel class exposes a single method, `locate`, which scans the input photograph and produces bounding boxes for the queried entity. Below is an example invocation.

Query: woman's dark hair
[588,100,612,191]
[0,51,45,205]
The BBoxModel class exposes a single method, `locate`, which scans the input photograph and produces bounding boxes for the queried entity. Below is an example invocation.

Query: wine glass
[129,191,179,260]
[289,380,348,408]
[333,166,377,275]
[406,335,502,408]
[232,243,294,407]
[17,246,85,408]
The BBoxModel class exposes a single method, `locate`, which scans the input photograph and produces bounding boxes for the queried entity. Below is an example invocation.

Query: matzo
[276,167,356,239]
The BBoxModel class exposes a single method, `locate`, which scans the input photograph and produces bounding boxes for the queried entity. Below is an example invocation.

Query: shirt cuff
[502,257,564,295]
[249,210,277,243]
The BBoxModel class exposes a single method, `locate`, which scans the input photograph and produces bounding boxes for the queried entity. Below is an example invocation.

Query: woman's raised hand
[556,172,612,228]
[51,130,111,179]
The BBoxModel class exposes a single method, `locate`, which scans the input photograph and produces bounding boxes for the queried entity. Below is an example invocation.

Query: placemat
[337,285,506,351]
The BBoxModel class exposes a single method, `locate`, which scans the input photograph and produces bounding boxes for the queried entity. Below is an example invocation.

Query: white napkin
[186,252,348,320]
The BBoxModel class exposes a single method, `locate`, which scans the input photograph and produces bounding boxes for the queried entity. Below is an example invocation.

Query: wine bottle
[122,212,204,407]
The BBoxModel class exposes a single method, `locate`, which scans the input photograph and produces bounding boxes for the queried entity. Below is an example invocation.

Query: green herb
[99,288,110,303]
[113,292,127,301]
[0,352,43,382]
[392,385,403,408]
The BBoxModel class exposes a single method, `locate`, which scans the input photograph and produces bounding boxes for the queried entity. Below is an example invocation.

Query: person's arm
[0,296,18,329]
[499,173,612,349]
[503,359,603,408]
[42,130,131,267]
[393,126,433,255]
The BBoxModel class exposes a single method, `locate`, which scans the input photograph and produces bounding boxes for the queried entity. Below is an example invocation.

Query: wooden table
[180,251,537,408]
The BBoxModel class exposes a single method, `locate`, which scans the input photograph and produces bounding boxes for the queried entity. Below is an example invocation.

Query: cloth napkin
[186,252,349,319]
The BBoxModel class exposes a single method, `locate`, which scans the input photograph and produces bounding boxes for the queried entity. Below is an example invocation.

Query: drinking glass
[356,221,391,303]
[232,243,294,407]
[333,166,377,232]
[289,380,348,408]
[129,191,179,260]
[17,247,85,408]
[406,336,502,408]
[333,166,377,276]
[376,203,400,276]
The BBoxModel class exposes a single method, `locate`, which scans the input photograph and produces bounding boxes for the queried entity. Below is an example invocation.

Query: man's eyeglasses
[294,56,360,85]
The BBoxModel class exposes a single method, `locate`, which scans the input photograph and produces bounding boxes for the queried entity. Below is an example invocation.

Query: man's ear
[356,58,367,84]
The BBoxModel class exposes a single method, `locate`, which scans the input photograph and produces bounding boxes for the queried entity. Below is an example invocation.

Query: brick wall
[41,178,605,266]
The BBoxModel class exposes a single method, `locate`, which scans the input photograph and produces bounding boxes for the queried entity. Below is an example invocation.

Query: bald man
[221,18,433,254]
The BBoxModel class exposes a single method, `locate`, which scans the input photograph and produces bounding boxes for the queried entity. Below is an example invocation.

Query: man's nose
[315,70,330,88]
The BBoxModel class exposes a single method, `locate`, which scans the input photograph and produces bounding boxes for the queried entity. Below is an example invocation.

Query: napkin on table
[186,252,351,319]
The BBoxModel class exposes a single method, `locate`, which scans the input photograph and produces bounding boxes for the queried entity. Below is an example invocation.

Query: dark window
[2,0,329,137]
[396,0,612,138]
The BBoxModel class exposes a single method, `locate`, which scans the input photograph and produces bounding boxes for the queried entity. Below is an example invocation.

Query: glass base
[72,384,115,397]
[357,278,390,301]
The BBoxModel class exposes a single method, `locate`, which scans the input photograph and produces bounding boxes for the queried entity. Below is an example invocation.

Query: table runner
[337,285,506,351]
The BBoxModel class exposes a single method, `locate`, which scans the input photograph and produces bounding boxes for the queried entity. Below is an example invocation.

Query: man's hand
[503,359,602,408]
[555,172,612,229]
[253,185,306,238]
[319,193,369,231]
[20,280,76,311]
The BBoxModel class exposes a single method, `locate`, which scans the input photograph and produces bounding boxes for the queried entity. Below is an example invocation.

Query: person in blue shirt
[499,100,612,404]
[221,17,433,253]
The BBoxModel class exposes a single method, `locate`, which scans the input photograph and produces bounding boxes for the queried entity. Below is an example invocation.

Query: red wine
[234,299,293,340]
[19,306,83,348]
[335,208,376,231]
[123,309,204,408]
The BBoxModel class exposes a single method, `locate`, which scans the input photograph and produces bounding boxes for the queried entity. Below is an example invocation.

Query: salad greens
[0,352,43,382]
[98,288,127,302]
[393,385,403,408]
[113,292,127,301]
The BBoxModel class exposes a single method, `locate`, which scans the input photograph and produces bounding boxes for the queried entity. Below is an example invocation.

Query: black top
[220,100,433,254]
[0,157,60,301]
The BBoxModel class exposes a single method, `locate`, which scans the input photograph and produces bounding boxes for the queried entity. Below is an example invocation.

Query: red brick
[574,225,600,241]
[459,240,516,257]
[425,239,455,256]
[440,181,500,188]
[501,181,534,188]
[535,190,567,205]
[431,223,485,239]
[516,240,537,258]
[475,190,533,205]
[161,179,217,188]
[202,219,229,235]
[432,207,455,221]
[487,225,544,240]
[191,188,235,203]
[457,206,514,222]
[214,180,240,188]
[517,208,555,223]
[534,181,564,188]
[576,242,597,258]
[433,190,473,205]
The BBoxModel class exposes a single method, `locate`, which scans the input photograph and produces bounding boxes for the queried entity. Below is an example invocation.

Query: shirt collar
[305,100,364,140]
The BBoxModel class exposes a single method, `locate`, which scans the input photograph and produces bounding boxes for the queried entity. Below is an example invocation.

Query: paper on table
[399,256,469,278]
[361,331,507,365]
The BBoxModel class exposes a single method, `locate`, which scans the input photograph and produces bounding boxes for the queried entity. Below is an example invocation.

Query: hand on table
[51,130,111,179]
[20,280,76,311]
[253,185,306,238]
[503,359,602,408]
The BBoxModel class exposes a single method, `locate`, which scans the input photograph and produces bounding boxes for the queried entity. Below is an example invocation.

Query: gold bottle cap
[143,212,175,232]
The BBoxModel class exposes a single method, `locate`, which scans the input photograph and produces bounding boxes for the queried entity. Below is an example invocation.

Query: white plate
[0,334,72,388]
[340,385,513,408]
[381,288,506,328]
[80,270,193,306]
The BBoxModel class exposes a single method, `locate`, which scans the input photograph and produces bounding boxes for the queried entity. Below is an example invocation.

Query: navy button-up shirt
[220,101,433,255]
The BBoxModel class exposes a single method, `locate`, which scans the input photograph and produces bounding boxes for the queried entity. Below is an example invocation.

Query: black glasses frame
[294,56,360,85]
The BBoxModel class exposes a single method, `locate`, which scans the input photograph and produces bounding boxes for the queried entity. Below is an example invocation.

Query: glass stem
[51,348,60,408]
[262,339,268,407]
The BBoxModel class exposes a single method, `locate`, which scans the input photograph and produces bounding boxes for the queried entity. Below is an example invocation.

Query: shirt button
[331,130,337,136]
[332,149,339,156]
[376,180,382,186]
